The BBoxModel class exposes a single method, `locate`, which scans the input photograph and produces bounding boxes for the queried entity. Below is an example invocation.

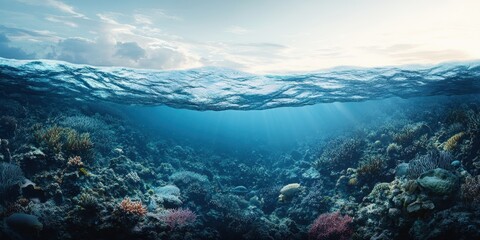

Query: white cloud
[45,0,86,18]
[17,0,87,19]
[226,26,249,35]
[133,14,153,25]
[143,9,182,21]
[45,16,78,27]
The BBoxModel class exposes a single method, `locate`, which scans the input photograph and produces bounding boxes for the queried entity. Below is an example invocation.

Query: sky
[0,0,479,73]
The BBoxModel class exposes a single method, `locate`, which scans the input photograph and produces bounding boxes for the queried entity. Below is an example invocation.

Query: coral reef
[0,94,480,240]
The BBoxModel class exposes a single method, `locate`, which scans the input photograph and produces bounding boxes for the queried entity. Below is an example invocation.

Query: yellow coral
[443,132,465,151]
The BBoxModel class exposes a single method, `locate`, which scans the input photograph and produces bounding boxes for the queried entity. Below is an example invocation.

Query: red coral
[308,212,353,240]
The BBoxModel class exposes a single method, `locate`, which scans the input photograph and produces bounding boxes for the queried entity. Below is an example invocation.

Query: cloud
[133,14,153,25]
[0,25,56,39]
[363,44,470,64]
[138,47,191,69]
[0,33,35,59]
[17,0,86,18]
[115,42,146,61]
[45,0,86,18]
[135,9,182,21]
[235,42,287,49]
[226,26,249,35]
[54,37,103,64]
[45,15,78,27]
[390,49,470,63]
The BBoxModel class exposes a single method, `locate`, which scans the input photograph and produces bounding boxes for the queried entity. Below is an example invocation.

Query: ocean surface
[0,58,479,240]
[1,58,480,110]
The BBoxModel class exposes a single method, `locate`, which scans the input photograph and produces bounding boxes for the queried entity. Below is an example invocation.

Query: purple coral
[308,212,353,240]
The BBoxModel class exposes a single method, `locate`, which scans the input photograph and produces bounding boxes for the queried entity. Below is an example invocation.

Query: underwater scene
[1,1,480,240]
[1,58,480,240]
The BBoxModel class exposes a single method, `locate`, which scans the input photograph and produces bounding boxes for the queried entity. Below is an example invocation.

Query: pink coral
[308,212,353,240]
[162,208,197,229]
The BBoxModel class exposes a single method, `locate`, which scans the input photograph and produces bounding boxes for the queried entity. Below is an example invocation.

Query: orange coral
[119,197,147,216]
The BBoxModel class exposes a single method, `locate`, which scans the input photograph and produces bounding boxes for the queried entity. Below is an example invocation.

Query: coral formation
[119,197,147,216]
[308,212,353,240]
[1,92,480,240]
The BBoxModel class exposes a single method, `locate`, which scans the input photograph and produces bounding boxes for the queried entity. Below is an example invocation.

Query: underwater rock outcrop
[417,168,458,195]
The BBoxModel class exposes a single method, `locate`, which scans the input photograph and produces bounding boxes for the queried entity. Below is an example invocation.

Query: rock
[154,185,182,208]
[395,163,409,178]
[417,168,458,195]
[20,179,46,202]
[422,200,435,210]
[302,167,320,179]
[5,213,43,238]
[451,160,461,168]
[407,200,435,214]
[278,183,301,202]
[388,208,401,218]
[409,207,480,240]
[407,201,422,213]
[230,186,248,194]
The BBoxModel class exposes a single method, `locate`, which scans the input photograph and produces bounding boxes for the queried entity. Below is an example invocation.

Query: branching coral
[35,125,64,153]
[393,122,430,146]
[315,138,363,172]
[357,157,385,180]
[308,212,353,240]
[161,208,197,229]
[461,175,480,207]
[67,156,84,167]
[119,197,147,216]
[34,125,93,157]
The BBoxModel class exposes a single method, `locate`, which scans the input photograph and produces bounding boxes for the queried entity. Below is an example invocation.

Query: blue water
[1,58,479,110]
[2,57,478,152]
[125,96,439,156]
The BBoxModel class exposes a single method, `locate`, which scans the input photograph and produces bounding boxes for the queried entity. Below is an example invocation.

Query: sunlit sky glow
[0,0,479,73]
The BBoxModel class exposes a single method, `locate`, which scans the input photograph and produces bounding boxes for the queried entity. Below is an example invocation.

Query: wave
[0,58,479,110]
